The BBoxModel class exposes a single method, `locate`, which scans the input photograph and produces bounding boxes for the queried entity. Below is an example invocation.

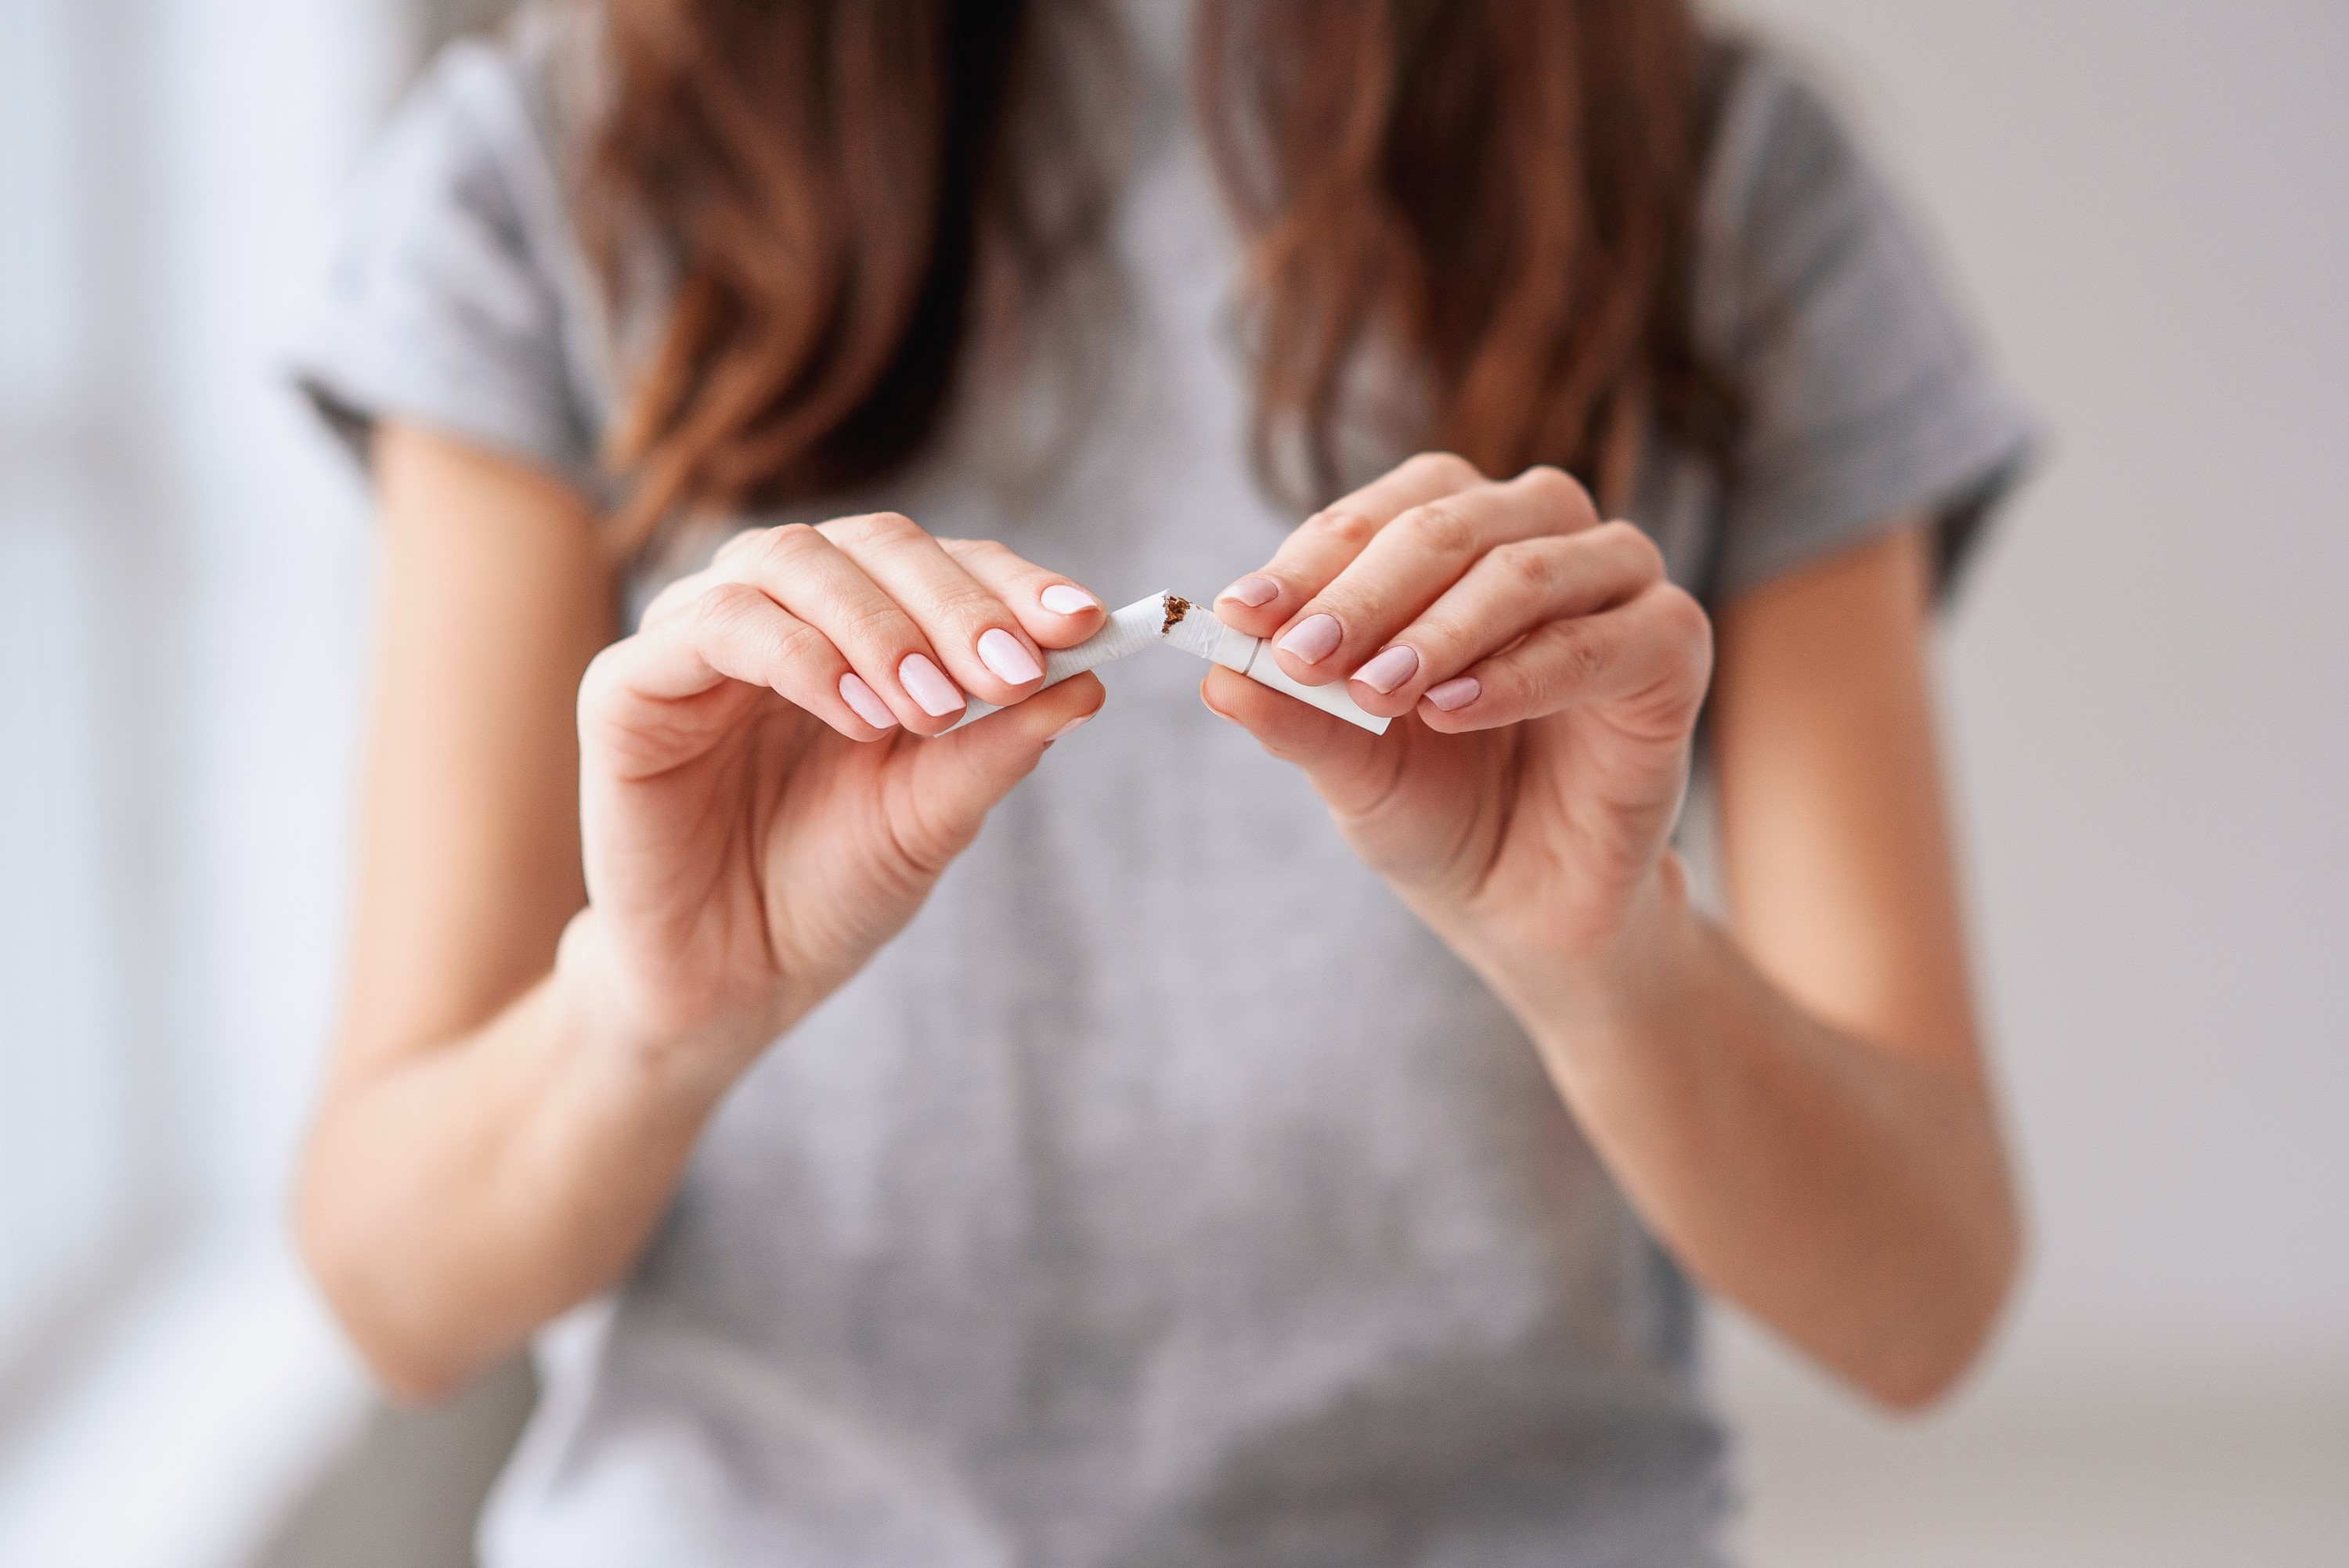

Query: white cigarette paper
[947,591,1391,735]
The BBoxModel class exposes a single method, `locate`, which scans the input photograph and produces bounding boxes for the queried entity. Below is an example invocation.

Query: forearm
[297,943,738,1402]
[1483,860,2019,1408]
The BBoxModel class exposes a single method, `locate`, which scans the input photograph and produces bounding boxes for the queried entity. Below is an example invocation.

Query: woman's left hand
[1204,453,1713,1014]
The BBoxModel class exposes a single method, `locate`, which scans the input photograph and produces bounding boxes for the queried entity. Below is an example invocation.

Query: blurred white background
[1708,3,2349,1564]
[0,1,2341,1565]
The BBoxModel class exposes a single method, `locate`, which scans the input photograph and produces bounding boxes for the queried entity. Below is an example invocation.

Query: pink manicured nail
[976,627,1043,684]
[1351,645,1420,694]
[1045,712,1093,744]
[1218,573,1280,608]
[898,653,965,717]
[1426,676,1481,712]
[1040,583,1097,616]
[838,672,897,730]
[1276,613,1343,664]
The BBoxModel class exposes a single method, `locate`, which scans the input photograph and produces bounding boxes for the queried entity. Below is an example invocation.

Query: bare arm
[1546,522,2019,1408]
[298,425,1106,1400]
[297,426,703,1400]
[1207,457,2019,1409]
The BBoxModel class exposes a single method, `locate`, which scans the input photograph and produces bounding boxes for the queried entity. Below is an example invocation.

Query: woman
[295,1,2031,1561]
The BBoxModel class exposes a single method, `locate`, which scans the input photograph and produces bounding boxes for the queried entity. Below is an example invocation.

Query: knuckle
[1465,655,1530,717]
[1407,450,1481,489]
[1411,609,1474,659]
[1402,500,1478,559]
[765,611,828,667]
[1305,506,1380,550]
[692,584,793,663]
[1490,538,1557,597]
[838,595,918,650]
[691,583,799,672]
[1517,463,1598,529]
[744,522,822,575]
[1597,518,1665,578]
[827,510,922,549]
[692,579,764,631]
[1517,463,1586,505]
[1505,652,1557,715]
[1652,583,1715,661]
[920,578,1003,631]
[1555,623,1608,690]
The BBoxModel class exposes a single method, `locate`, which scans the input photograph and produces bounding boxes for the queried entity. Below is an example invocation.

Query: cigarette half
[1158,598,1391,734]
[945,589,1392,735]
[944,593,1172,731]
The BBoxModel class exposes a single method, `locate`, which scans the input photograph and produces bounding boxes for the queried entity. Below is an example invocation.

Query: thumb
[1199,666,1395,816]
[885,673,1106,872]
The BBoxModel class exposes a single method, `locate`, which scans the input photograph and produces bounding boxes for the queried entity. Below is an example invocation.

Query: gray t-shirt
[297,9,2032,1566]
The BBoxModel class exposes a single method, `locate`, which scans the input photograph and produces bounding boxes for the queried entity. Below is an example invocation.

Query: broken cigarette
[1154,593,1393,734]
[947,591,1392,735]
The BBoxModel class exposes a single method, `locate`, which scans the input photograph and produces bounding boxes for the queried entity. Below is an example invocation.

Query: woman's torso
[299,4,2032,1561]
[480,12,1724,1566]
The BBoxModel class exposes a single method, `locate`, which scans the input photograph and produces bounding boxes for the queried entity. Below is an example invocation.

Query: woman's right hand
[564,513,1107,1087]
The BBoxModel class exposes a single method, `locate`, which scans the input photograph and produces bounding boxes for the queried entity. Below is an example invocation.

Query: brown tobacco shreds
[1160,593,1192,634]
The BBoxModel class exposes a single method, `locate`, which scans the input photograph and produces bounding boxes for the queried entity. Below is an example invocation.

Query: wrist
[1464,851,1705,1048]
[549,910,798,1119]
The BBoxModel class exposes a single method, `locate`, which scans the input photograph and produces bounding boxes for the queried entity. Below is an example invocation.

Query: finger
[705,523,966,734]
[1416,582,1714,735]
[1211,451,1485,636]
[889,673,1107,873]
[579,582,895,780]
[817,512,1051,708]
[1198,664,1393,814]
[1344,520,1662,716]
[1272,466,1604,689]
[936,538,1107,648]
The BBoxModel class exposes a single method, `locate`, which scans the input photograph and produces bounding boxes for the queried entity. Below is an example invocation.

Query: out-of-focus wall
[0,2,402,1564]
[1705,1,2349,1562]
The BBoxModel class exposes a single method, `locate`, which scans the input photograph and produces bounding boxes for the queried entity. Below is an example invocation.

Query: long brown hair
[586,0,1732,542]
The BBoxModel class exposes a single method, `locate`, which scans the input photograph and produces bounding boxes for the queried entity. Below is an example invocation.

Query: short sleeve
[1698,56,2037,603]
[291,36,601,492]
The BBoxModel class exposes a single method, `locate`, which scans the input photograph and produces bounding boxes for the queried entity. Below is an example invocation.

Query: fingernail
[839,672,897,730]
[1218,573,1279,608]
[1276,613,1342,664]
[1351,644,1420,694]
[1426,676,1481,712]
[898,653,965,717]
[976,627,1043,685]
[1040,583,1097,616]
[1045,712,1093,744]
